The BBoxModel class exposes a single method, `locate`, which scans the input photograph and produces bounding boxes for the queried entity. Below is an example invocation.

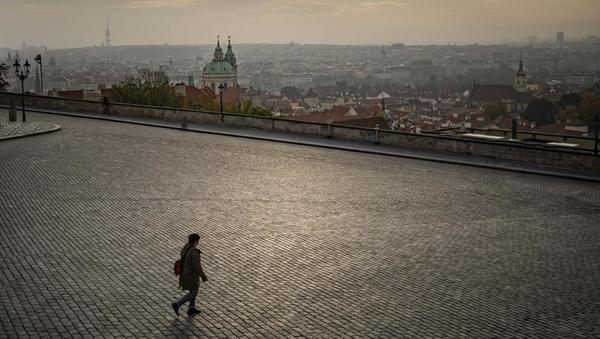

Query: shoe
[172,303,180,316]
[187,308,201,315]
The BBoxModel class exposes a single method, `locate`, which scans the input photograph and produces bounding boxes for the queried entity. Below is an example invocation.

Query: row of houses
[49,74,591,137]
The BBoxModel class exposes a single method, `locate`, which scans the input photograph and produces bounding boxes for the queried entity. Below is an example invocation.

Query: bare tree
[111,69,178,107]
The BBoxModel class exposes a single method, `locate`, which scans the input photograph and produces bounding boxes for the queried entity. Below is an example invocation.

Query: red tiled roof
[197,86,216,98]
[222,87,244,104]
[186,86,216,99]
[288,105,379,124]
[177,85,217,108]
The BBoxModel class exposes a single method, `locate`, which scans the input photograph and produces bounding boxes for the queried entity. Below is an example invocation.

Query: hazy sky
[1,0,599,48]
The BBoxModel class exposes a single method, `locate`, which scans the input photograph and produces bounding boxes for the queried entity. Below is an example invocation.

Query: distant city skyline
[1,0,599,49]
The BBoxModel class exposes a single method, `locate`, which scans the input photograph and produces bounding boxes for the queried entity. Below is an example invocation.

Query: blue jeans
[175,288,198,309]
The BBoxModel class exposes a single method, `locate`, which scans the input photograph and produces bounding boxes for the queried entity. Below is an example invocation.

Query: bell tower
[513,55,528,93]
[224,36,237,70]
[213,36,224,61]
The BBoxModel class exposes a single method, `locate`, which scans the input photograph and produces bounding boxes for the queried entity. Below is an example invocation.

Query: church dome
[202,35,238,90]
[203,61,235,75]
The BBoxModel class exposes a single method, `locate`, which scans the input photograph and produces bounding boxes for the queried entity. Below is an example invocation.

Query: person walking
[102,96,110,115]
[172,233,207,316]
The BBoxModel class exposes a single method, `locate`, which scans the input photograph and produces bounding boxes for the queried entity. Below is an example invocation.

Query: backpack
[173,246,194,276]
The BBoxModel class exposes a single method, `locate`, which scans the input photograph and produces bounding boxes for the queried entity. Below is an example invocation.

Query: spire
[213,35,224,61]
[224,36,236,68]
[516,54,526,77]
[514,53,528,93]
[519,54,523,72]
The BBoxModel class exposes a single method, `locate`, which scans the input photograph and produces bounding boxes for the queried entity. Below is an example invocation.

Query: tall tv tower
[105,18,111,48]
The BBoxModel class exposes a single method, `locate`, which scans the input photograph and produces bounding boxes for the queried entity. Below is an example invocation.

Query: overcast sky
[1,0,599,48]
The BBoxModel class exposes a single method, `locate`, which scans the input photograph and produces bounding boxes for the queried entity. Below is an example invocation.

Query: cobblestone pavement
[8,106,600,182]
[0,119,60,140]
[1,112,600,338]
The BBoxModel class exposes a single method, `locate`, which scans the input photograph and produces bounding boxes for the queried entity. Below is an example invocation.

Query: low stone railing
[1,92,599,173]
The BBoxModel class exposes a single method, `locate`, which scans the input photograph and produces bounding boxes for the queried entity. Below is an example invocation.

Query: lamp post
[34,54,43,95]
[218,83,224,113]
[13,59,31,122]
[511,110,518,141]
[218,83,225,125]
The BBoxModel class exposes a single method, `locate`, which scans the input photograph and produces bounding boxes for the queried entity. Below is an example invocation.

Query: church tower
[213,36,224,61]
[513,56,528,93]
[202,35,237,91]
[224,36,237,70]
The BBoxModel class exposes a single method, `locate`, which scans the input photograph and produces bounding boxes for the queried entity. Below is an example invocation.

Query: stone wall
[274,119,322,136]
[0,92,104,114]
[225,114,273,130]
[1,92,599,172]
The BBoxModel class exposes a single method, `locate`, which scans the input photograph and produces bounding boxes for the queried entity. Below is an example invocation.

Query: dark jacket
[179,243,207,290]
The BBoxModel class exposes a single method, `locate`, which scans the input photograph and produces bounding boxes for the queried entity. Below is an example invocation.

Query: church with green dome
[202,36,237,92]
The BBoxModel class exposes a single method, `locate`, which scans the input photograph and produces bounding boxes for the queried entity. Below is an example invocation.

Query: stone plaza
[1,112,600,338]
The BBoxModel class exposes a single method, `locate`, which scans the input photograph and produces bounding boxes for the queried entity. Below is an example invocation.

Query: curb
[0,123,61,141]
[7,107,600,183]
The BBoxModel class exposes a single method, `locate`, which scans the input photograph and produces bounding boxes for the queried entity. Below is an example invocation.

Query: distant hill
[0,43,386,65]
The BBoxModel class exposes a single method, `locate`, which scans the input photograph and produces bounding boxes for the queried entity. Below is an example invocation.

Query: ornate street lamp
[218,83,225,125]
[511,110,519,141]
[13,59,31,122]
[218,83,225,113]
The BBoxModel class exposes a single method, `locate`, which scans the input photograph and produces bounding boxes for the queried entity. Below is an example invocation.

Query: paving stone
[0,119,60,140]
[0,112,600,338]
